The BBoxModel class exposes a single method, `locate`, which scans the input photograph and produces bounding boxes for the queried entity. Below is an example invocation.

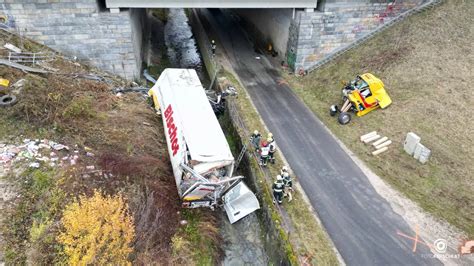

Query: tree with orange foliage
[58,190,135,265]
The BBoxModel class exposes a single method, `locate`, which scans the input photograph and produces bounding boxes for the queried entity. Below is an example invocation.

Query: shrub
[58,190,135,265]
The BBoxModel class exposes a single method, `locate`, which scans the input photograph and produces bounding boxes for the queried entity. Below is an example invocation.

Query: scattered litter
[86,165,95,170]
[29,162,40,168]
[0,78,10,88]
[52,143,69,151]
[4,43,22,53]
[142,122,152,126]
[0,139,94,171]
[116,92,123,97]
[255,56,261,60]
[12,79,26,88]
[180,220,188,225]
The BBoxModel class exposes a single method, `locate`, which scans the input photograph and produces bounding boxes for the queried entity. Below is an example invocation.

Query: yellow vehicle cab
[330,73,392,125]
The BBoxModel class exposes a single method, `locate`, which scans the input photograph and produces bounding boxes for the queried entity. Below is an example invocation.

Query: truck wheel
[0,94,17,107]
[329,105,338,116]
[338,112,351,125]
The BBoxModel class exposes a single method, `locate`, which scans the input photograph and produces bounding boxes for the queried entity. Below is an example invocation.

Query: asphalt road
[200,9,441,265]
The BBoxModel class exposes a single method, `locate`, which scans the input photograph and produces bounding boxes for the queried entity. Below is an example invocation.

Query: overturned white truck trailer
[149,69,260,223]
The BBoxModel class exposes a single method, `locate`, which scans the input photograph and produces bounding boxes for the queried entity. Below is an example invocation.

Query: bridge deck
[105,0,317,9]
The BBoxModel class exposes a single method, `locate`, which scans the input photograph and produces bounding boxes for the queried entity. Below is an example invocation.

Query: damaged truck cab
[148,68,260,224]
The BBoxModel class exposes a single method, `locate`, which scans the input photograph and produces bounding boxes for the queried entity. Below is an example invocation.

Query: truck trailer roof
[152,68,234,163]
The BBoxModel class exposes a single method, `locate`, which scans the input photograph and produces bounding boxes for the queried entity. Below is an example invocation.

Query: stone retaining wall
[0,0,146,80]
[287,0,425,71]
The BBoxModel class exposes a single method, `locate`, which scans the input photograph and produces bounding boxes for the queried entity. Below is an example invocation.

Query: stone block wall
[288,0,426,71]
[0,0,146,80]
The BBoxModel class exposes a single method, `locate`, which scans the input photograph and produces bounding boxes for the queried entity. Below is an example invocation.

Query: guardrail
[2,51,56,65]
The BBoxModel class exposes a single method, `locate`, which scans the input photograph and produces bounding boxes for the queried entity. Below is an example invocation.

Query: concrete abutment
[1,0,427,79]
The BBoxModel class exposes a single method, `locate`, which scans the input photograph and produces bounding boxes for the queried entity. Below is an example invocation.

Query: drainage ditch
[152,8,272,265]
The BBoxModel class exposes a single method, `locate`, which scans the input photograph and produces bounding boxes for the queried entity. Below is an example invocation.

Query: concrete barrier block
[404,132,420,156]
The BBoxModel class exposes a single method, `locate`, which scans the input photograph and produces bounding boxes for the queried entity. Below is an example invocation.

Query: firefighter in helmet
[250,130,261,152]
[259,140,270,166]
[272,175,285,204]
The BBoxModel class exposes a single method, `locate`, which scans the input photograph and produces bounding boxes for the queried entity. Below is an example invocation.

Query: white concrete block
[404,132,420,156]
[372,147,388,156]
[360,131,377,142]
[363,134,380,144]
[374,140,392,150]
[372,136,388,147]
[414,143,431,164]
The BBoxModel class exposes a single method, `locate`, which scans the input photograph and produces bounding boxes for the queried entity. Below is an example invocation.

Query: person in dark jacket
[272,175,285,204]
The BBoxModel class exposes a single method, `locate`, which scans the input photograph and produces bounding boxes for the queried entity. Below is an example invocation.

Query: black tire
[0,94,17,107]
[338,112,351,125]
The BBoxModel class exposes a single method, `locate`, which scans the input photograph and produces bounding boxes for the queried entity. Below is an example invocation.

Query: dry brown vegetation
[0,32,220,264]
[286,0,473,236]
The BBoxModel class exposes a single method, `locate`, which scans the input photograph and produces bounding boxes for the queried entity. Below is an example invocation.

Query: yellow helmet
[268,132,273,139]
[253,130,259,135]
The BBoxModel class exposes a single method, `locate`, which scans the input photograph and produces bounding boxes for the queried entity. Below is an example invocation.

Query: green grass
[222,70,339,265]
[3,169,67,265]
[285,0,473,236]
[171,209,220,265]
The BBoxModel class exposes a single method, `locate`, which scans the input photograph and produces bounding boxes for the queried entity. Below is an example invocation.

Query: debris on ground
[404,132,431,164]
[0,139,94,172]
[360,131,392,156]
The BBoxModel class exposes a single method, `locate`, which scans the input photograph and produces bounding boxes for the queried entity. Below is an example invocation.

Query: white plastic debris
[52,144,69,151]
[29,162,40,168]
[86,165,95,170]
[4,43,22,53]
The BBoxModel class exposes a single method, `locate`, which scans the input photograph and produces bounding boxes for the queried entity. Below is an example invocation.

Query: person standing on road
[250,130,261,152]
[259,140,270,166]
[267,133,276,164]
[211,40,217,56]
[272,175,285,204]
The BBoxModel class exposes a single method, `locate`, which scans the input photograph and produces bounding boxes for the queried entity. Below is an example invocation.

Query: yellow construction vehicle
[330,73,392,125]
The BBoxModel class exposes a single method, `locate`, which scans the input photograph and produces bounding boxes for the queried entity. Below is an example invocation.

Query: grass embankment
[286,0,473,236]
[222,71,339,265]
[0,33,220,264]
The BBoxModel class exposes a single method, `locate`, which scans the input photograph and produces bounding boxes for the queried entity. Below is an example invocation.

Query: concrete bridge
[0,0,425,79]
[105,0,318,8]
